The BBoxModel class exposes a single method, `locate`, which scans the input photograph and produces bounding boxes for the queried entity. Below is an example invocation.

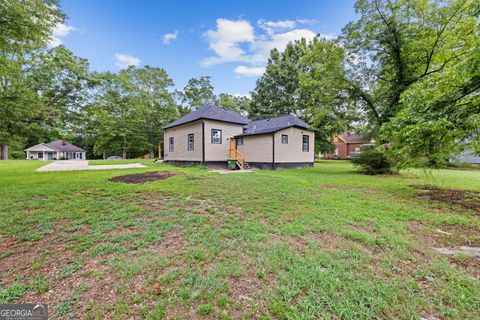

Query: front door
[229,139,236,158]
[38,152,43,160]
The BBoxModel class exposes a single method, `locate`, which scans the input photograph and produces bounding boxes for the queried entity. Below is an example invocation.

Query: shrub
[351,149,395,175]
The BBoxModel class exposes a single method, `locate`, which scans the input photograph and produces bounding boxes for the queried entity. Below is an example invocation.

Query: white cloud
[202,18,255,67]
[163,30,178,44]
[48,23,76,47]
[202,18,335,77]
[249,28,317,65]
[296,18,318,25]
[234,65,266,77]
[258,19,296,35]
[114,53,141,68]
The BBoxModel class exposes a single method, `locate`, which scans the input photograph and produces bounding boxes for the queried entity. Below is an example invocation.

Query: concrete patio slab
[36,160,145,172]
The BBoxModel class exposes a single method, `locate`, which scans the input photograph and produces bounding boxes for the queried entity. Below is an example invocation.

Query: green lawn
[0,160,479,319]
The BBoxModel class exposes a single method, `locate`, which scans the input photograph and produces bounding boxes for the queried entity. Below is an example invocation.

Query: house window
[237,137,243,145]
[188,133,194,151]
[281,134,288,144]
[302,135,309,152]
[211,129,222,144]
[355,146,360,152]
[169,137,174,152]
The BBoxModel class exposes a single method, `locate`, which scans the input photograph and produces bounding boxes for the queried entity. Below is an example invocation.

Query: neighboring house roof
[162,104,250,129]
[337,133,368,144]
[46,140,85,152]
[25,140,85,152]
[237,114,309,137]
[24,144,58,152]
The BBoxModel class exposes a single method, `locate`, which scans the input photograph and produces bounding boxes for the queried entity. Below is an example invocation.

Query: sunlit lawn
[0,160,478,319]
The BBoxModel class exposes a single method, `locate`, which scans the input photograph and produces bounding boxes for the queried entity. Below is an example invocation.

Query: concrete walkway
[36,160,145,172]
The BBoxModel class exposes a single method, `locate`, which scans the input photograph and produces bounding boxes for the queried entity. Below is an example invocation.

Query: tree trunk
[103,150,106,160]
[149,149,155,159]
[122,148,126,160]
[0,144,8,160]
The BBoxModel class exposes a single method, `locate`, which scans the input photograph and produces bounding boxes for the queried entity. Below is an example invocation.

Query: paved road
[36,160,145,172]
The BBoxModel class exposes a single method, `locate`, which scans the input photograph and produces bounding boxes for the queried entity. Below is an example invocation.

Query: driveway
[36,160,146,172]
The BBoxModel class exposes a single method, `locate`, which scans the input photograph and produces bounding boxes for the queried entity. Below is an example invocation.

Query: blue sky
[55,0,356,96]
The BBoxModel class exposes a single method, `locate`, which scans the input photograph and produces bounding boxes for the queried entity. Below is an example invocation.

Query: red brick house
[325,133,370,159]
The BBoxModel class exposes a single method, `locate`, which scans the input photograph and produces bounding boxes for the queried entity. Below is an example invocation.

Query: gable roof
[162,104,250,129]
[237,114,309,137]
[337,133,368,144]
[45,140,86,152]
[25,140,85,152]
[25,144,58,152]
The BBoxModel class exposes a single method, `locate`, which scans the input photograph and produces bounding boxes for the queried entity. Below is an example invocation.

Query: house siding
[163,120,203,162]
[204,120,244,161]
[274,127,314,163]
[237,134,273,163]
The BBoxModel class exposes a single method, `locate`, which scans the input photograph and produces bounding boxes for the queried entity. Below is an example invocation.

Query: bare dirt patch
[413,185,480,213]
[408,221,480,278]
[229,272,272,318]
[109,171,182,184]
[148,229,186,258]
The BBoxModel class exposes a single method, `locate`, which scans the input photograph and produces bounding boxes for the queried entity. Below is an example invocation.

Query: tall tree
[250,39,310,120]
[119,66,178,158]
[250,38,356,152]
[381,14,480,166]
[340,0,479,133]
[0,0,63,159]
[177,76,216,113]
[85,73,137,159]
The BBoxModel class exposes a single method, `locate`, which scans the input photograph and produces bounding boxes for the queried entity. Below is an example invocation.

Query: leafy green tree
[217,93,251,115]
[85,73,137,159]
[86,67,178,159]
[177,76,216,113]
[382,23,480,167]
[250,39,310,120]
[119,66,178,158]
[0,0,63,159]
[299,38,360,152]
[250,38,356,152]
[341,0,479,134]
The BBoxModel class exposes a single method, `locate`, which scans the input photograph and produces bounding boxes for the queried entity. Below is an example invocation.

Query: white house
[25,140,86,160]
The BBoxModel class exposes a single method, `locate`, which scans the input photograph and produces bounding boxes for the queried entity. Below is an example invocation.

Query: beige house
[25,140,86,160]
[162,105,315,169]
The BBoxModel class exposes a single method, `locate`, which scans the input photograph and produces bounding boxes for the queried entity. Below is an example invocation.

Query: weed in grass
[56,284,90,317]
[56,259,83,279]
[0,283,27,303]
[30,275,50,294]
[197,303,213,315]
[147,303,167,320]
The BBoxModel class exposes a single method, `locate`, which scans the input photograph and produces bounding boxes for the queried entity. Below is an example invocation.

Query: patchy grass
[0,160,479,319]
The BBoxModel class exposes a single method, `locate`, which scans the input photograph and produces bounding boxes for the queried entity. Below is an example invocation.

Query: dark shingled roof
[163,104,250,129]
[237,114,309,137]
[45,140,86,152]
[338,133,368,143]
